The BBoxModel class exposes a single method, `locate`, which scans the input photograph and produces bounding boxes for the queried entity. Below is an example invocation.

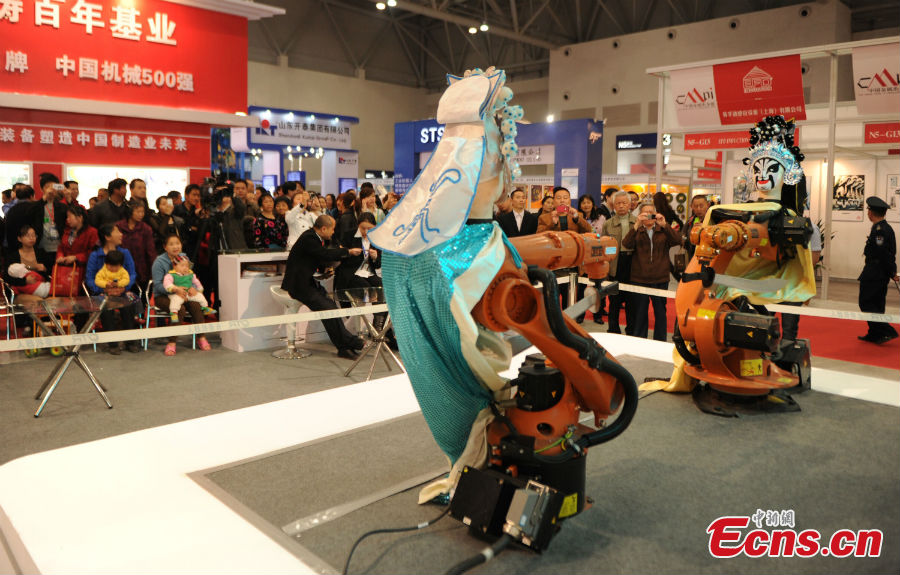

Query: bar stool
[269,286,311,359]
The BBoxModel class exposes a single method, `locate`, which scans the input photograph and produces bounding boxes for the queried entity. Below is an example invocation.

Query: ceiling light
[308,114,315,122]
[235,111,247,116]
[387,0,397,6]
[468,26,477,34]
[546,114,555,123]
[480,23,489,32]
[376,2,386,10]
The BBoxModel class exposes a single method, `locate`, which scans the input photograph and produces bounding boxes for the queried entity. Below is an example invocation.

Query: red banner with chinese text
[685,129,800,151]
[863,122,900,144]
[0,108,209,167]
[684,131,748,150]
[0,0,246,114]
[712,55,806,125]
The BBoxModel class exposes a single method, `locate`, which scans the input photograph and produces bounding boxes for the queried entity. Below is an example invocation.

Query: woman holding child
[151,233,213,356]
[85,224,142,354]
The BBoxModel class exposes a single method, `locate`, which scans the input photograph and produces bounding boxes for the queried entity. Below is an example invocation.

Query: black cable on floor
[443,533,514,575]
[342,506,451,575]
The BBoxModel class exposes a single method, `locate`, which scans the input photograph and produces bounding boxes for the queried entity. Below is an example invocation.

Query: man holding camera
[536,187,593,321]
[536,187,593,234]
[216,183,248,251]
[34,173,69,271]
[621,202,681,341]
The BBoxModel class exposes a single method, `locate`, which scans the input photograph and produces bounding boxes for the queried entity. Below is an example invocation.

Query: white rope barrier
[0,304,387,353]
[580,278,900,324]
[1,277,896,353]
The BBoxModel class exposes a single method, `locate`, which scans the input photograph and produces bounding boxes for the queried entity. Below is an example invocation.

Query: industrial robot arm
[472,231,638,458]
[674,209,813,396]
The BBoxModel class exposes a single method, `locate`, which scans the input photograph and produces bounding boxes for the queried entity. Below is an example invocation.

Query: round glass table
[333,287,403,381]
[13,295,133,417]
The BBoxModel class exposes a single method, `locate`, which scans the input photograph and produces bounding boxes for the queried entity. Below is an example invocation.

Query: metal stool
[269,286,311,359]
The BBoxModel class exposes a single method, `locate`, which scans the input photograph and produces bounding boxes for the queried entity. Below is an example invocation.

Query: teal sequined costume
[381,223,517,462]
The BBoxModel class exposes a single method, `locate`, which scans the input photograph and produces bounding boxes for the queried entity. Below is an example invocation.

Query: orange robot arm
[472,231,637,456]
[674,210,809,395]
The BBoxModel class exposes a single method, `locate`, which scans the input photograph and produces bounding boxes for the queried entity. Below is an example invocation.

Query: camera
[201,176,234,214]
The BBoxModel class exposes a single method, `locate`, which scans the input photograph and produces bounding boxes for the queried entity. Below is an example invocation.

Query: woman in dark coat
[117,200,157,288]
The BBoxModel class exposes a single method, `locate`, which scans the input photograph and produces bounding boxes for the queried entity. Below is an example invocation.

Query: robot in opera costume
[645,116,816,410]
[369,68,637,504]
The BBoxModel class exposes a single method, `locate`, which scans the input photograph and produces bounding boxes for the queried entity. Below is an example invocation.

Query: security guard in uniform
[858,196,899,344]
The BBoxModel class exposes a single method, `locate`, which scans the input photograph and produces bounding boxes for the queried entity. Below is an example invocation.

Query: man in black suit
[282,214,365,359]
[495,188,538,238]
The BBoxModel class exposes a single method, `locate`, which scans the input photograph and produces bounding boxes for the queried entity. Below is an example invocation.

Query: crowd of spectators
[2,172,714,359]
[1,173,403,358]
[495,186,711,341]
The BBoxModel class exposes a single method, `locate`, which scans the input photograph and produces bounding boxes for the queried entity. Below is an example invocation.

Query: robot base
[691,383,800,417]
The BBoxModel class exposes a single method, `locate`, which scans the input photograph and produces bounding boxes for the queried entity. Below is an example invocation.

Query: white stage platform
[0,334,896,574]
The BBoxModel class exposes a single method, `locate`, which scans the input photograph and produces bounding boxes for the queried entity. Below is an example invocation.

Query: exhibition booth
[229,106,362,196]
[647,36,900,295]
[393,117,603,202]
[0,0,280,205]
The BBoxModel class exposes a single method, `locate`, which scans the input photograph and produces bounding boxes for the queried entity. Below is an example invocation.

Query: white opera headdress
[743,115,804,186]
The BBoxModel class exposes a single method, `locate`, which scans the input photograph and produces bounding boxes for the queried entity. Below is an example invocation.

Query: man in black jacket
[4,185,37,253]
[218,188,248,251]
[90,178,128,228]
[282,215,365,359]
[495,188,538,238]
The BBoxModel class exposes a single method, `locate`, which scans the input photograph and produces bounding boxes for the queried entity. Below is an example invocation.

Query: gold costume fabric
[710,202,816,305]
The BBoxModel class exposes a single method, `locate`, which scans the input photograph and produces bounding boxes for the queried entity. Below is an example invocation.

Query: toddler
[163,256,211,322]
[94,250,130,290]
[7,263,51,298]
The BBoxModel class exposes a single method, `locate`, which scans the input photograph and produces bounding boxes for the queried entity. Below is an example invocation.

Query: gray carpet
[201,356,900,575]
[0,339,398,464]
[206,414,448,533]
